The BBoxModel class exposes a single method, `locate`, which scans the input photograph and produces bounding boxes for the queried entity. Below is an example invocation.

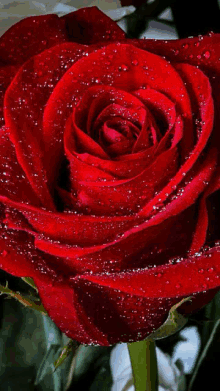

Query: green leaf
[68,345,113,390]
[0,298,53,389]
[0,282,47,315]
[147,297,192,341]
[0,277,77,391]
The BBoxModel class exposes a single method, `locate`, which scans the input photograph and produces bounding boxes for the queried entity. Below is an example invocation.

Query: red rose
[0,7,219,345]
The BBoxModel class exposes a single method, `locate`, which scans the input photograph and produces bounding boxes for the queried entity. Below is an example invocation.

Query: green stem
[128,339,158,391]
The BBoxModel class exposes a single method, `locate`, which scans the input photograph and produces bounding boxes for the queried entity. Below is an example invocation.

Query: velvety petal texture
[0,8,219,345]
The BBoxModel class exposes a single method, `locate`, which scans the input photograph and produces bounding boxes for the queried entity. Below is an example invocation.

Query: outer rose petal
[132,34,220,146]
[0,208,218,345]
[4,43,96,207]
[61,7,125,44]
[0,128,41,206]
[190,168,220,253]
[0,147,211,275]
[0,15,68,66]
[0,207,217,346]
[68,248,220,344]
[138,63,214,218]
[0,222,108,344]
[0,196,139,248]
[0,65,19,128]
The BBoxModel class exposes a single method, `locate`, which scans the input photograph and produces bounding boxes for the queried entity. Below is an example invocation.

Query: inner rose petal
[43,43,194,173]
[72,147,178,216]
[73,86,146,135]
[133,88,177,134]
[100,121,129,145]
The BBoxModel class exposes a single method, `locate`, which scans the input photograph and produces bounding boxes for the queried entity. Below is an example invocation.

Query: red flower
[0,7,219,345]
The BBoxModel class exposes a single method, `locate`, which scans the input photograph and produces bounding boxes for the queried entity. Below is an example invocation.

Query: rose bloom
[0,7,219,345]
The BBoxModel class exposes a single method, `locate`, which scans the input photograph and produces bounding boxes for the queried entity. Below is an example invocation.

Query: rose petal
[69,247,220,344]
[133,88,176,134]
[73,86,146,137]
[77,247,220,299]
[43,43,194,175]
[0,65,19,128]
[73,147,178,216]
[4,43,94,207]
[65,146,156,180]
[133,34,220,147]
[61,6,125,45]
[0,15,68,66]
[0,195,139,248]
[30,148,217,273]
[0,217,216,345]
[0,220,107,344]
[138,64,214,218]
[36,281,109,345]
[190,167,220,253]
[0,128,41,206]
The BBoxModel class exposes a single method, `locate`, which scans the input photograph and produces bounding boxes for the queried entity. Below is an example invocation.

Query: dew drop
[132,59,139,66]
[2,250,8,257]
[203,51,211,59]
[199,268,204,273]
[119,64,129,72]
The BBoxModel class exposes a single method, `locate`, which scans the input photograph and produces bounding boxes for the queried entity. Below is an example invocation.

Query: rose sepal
[146,296,192,341]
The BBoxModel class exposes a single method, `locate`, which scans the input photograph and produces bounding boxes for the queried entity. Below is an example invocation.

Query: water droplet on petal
[132,60,139,66]
[119,64,129,72]
[203,50,211,59]
[2,250,8,257]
